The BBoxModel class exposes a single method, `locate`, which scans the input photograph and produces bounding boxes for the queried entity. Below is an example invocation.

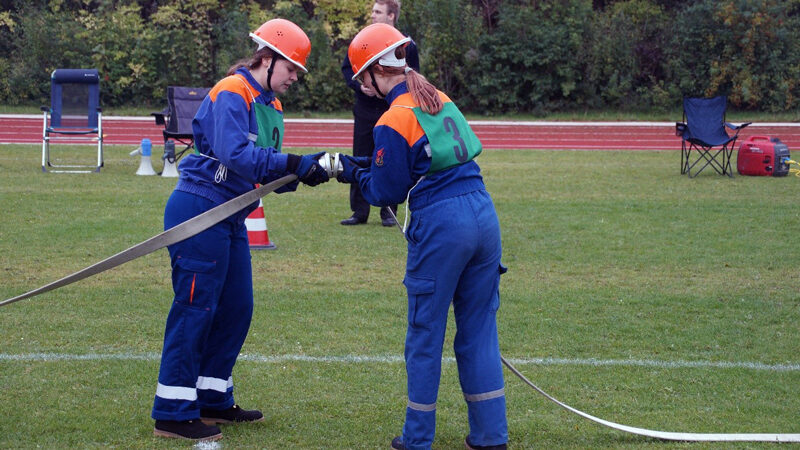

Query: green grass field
[1,144,799,449]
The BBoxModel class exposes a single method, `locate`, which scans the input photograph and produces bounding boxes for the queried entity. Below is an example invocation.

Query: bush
[584,0,670,109]
[466,0,592,114]
[665,0,800,111]
[1,0,798,113]
[402,0,482,104]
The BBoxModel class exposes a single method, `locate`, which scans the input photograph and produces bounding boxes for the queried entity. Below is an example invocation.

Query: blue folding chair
[676,96,750,178]
[151,86,210,160]
[41,69,103,173]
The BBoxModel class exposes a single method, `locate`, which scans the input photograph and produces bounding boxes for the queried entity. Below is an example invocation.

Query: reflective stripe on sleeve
[407,399,436,412]
[196,376,233,393]
[156,382,197,401]
[463,387,505,403]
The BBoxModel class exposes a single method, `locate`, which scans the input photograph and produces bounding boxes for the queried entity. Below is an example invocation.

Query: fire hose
[0,174,297,307]
[319,152,800,443]
[3,154,799,442]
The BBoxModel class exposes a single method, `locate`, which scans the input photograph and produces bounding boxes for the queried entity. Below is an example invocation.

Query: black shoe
[465,436,507,450]
[381,217,397,227]
[341,215,367,225]
[153,419,222,441]
[200,404,264,424]
[391,436,406,449]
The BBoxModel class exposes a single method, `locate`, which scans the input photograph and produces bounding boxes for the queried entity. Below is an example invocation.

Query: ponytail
[375,46,443,115]
[405,69,442,115]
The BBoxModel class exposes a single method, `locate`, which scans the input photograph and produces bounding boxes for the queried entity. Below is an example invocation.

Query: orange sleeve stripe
[208,75,258,110]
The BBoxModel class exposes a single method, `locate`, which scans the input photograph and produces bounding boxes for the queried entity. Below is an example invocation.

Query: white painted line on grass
[1,353,798,372]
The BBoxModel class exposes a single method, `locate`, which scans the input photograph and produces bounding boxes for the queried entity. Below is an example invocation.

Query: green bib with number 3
[412,102,482,174]
[253,102,285,151]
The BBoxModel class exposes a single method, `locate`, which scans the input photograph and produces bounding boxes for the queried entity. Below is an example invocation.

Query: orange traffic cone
[245,199,276,249]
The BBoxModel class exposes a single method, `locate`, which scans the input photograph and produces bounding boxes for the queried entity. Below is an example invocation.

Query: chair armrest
[675,122,687,137]
[151,112,166,126]
[725,121,752,131]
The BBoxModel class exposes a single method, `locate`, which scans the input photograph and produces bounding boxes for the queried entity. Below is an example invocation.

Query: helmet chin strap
[266,56,279,91]
[367,66,386,98]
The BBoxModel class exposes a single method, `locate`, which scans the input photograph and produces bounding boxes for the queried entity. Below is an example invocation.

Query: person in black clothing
[340,0,419,226]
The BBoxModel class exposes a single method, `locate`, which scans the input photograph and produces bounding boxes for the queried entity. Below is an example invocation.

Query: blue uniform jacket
[356,82,486,211]
[176,68,293,206]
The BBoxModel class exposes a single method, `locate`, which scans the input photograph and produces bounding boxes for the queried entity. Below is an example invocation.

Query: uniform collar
[236,67,275,103]
[384,81,409,106]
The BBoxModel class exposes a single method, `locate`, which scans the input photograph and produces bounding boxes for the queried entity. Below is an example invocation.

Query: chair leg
[687,145,728,178]
[681,143,688,175]
[722,145,734,177]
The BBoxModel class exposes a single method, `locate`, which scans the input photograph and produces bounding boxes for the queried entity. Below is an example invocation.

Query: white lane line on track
[2,353,798,372]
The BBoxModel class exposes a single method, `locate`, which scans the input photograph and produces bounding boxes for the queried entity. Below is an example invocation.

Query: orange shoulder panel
[271,97,283,113]
[208,75,258,110]
[376,92,426,147]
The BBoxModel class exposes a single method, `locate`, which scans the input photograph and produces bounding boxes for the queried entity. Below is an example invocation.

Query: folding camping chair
[41,69,103,173]
[152,86,210,161]
[676,96,751,178]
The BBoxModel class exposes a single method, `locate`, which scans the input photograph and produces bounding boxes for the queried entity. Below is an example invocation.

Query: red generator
[737,135,790,176]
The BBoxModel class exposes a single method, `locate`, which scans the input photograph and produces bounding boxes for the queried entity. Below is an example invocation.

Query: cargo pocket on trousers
[173,256,218,308]
[490,263,508,313]
[403,275,436,329]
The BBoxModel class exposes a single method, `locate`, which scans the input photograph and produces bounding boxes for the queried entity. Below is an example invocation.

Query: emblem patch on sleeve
[375,148,385,166]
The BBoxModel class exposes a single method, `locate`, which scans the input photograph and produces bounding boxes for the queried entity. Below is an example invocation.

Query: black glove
[337,154,368,184]
[286,152,329,186]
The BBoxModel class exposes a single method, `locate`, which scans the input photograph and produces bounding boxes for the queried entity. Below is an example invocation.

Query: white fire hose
[323,151,800,443]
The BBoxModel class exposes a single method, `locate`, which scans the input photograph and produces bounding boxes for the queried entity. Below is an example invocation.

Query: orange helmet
[250,19,311,73]
[348,23,410,80]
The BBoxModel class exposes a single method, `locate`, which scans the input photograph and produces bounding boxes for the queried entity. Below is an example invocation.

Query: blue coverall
[152,68,296,421]
[354,82,508,449]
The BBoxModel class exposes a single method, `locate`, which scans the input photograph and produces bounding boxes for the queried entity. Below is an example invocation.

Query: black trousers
[350,115,397,220]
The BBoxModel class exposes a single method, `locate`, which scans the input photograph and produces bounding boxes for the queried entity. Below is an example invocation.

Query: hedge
[1,0,798,113]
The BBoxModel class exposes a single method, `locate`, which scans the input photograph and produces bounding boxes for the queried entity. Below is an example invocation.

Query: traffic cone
[245,199,276,249]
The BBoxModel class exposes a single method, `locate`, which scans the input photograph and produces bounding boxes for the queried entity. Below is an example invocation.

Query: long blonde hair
[373,46,443,114]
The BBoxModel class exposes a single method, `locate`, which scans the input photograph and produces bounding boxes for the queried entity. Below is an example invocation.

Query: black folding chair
[152,86,210,161]
[41,69,103,173]
[676,96,751,178]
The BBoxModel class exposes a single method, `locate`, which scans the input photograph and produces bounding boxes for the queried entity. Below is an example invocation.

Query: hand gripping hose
[384,208,799,443]
[0,174,297,307]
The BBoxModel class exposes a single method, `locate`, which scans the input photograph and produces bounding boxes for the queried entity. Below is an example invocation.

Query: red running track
[2,115,799,151]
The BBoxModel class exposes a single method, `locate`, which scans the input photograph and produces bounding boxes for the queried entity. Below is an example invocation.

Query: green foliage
[467,0,593,113]
[402,0,482,102]
[666,0,800,111]
[584,0,669,109]
[6,3,92,105]
[708,0,800,111]
[0,0,798,112]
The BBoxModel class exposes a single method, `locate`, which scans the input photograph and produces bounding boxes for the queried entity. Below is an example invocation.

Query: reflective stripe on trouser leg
[197,221,254,410]
[402,317,447,450]
[453,190,508,447]
[402,194,486,450]
[152,191,234,421]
